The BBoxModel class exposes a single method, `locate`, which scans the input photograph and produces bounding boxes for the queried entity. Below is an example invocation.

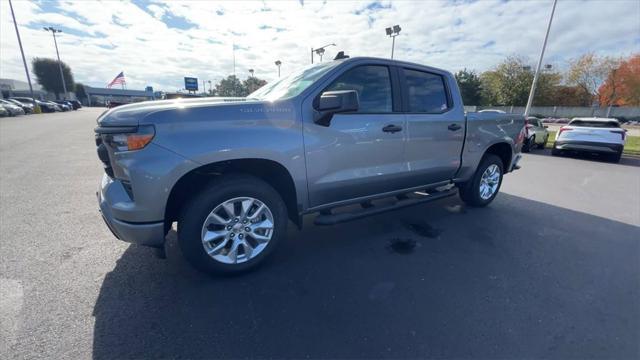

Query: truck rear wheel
[458,154,504,207]
[178,174,287,274]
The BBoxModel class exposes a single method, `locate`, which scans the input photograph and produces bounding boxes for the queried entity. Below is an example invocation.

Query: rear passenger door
[400,68,465,187]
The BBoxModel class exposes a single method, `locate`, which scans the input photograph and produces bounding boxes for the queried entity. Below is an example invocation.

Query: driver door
[303,64,408,208]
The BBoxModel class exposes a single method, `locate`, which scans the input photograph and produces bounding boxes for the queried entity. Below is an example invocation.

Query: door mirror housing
[314,90,359,126]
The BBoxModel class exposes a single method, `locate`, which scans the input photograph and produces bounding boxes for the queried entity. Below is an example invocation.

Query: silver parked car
[96,56,525,274]
[0,99,26,116]
[523,116,549,151]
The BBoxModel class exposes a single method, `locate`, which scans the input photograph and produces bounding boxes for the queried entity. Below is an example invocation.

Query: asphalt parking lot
[1,108,638,359]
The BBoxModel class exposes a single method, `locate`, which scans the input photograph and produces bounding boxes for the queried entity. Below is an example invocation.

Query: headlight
[103,125,155,152]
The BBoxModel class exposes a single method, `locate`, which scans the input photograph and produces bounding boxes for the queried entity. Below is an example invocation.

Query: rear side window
[402,69,449,113]
[326,65,392,113]
[569,120,620,128]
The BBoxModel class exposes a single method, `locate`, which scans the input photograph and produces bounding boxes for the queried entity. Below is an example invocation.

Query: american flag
[106,72,126,88]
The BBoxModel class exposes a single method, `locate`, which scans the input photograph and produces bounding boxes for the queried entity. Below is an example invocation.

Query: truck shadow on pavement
[92,194,639,359]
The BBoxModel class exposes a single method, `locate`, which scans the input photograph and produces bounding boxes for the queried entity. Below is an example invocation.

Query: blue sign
[184,77,198,91]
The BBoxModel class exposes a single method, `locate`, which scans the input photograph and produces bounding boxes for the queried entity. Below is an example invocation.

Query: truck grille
[95,134,114,178]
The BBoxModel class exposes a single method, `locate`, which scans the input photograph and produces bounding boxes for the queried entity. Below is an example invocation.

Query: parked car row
[0,97,82,117]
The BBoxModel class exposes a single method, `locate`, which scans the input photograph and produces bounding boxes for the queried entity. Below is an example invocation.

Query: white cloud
[1,0,638,92]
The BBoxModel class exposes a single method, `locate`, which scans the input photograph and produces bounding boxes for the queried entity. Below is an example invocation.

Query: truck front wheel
[458,154,504,207]
[178,174,288,274]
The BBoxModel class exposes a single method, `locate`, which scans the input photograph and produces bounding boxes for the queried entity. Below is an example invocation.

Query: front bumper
[554,140,623,154]
[97,175,165,247]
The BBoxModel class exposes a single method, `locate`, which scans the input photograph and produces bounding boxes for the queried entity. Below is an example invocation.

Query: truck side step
[313,188,458,226]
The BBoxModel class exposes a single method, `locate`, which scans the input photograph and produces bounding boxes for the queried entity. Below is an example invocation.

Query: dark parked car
[10,97,55,113]
[54,100,75,111]
[69,100,82,109]
[0,105,9,117]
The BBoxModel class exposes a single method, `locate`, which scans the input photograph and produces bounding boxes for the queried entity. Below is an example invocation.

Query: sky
[1,0,639,92]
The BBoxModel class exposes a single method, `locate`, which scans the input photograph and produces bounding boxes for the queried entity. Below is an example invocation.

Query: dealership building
[83,85,155,106]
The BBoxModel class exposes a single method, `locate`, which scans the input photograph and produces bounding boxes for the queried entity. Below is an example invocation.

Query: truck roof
[339,56,452,76]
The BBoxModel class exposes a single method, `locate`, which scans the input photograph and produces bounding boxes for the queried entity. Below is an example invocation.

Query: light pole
[524,0,557,117]
[385,25,401,59]
[43,26,68,99]
[311,43,335,64]
[606,68,618,117]
[9,0,38,111]
[249,69,254,78]
[208,80,212,95]
[275,60,282,77]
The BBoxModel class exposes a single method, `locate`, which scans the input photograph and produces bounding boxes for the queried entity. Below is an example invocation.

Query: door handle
[382,124,403,133]
[447,123,462,131]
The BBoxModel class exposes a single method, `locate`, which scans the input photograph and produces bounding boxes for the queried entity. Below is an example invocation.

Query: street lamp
[275,60,282,77]
[311,43,335,64]
[524,0,557,117]
[249,69,254,78]
[385,24,401,59]
[43,26,68,99]
[207,80,212,95]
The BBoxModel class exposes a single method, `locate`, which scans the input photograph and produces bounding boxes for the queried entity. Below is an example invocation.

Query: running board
[313,188,458,226]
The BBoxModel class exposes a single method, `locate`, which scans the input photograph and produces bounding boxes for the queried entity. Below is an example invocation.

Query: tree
[598,54,640,106]
[454,69,483,105]
[243,76,267,94]
[554,85,593,106]
[566,53,619,105]
[74,83,88,103]
[213,75,267,97]
[531,71,562,106]
[480,56,533,106]
[214,75,245,97]
[32,57,75,99]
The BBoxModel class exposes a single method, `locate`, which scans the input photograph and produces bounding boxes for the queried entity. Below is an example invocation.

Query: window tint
[326,65,392,113]
[403,69,449,113]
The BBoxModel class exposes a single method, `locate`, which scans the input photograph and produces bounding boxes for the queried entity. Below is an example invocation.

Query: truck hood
[96,97,250,127]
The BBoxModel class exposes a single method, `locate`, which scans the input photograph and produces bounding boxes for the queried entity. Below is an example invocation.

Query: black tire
[609,151,622,163]
[522,136,533,153]
[178,174,288,275]
[537,136,547,149]
[458,154,504,207]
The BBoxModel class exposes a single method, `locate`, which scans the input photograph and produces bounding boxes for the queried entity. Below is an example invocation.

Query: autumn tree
[598,54,640,106]
[32,57,75,99]
[566,53,619,105]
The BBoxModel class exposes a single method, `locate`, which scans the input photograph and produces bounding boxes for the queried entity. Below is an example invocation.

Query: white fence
[463,106,640,118]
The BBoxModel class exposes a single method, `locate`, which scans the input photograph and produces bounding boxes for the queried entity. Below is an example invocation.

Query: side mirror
[314,90,359,126]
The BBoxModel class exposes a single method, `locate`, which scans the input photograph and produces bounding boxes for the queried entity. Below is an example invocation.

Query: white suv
[552,117,626,162]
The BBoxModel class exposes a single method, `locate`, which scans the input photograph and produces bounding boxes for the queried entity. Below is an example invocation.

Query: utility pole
[9,0,37,109]
[44,26,68,99]
[524,0,557,117]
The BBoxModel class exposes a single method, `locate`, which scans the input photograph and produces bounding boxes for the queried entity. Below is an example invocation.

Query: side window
[402,69,449,113]
[326,65,392,113]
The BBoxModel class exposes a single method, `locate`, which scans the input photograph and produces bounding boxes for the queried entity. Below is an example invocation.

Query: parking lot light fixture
[275,60,282,77]
[386,25,402,59]
[310,43,335,64]
[43,26,68,99]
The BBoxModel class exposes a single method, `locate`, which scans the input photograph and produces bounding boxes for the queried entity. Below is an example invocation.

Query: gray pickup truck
[96,57,524,274]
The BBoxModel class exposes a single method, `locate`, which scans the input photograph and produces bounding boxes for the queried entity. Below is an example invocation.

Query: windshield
[248,61,340,101]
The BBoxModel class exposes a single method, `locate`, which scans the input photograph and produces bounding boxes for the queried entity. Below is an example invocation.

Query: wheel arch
[164,158,301,234]
[484,142,513,172]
